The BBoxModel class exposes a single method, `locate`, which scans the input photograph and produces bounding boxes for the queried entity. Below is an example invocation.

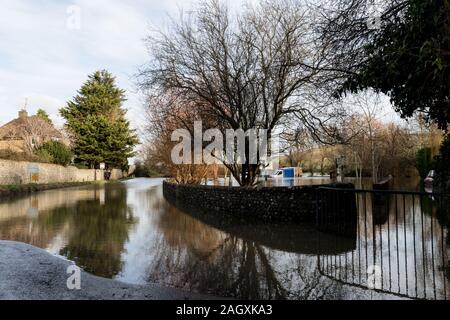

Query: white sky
[0,0,246,136]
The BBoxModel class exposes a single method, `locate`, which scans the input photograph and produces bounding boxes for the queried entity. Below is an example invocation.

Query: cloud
[0,0,254,133]
[0,2,206,127]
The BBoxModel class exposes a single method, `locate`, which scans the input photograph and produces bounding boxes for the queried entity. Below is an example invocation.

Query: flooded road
[0,178,448,300]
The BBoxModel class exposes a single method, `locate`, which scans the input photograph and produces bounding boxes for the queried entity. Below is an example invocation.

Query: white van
[270,170,284,178]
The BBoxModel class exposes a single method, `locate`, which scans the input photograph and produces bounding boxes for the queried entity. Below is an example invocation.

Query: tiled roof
[0,115,62,141]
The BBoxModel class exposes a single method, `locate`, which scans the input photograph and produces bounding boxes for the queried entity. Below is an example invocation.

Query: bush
[33,148,53,163]
[134,161,149,177]
[435,134,450,191]
[73,162,90,169]
[416,147,433,179]
[35,141,73,166]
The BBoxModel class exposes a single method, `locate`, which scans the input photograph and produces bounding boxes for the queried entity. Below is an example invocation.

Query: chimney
[19,109,28,120]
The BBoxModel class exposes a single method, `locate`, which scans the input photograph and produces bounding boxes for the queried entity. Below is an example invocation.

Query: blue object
[283,168,295,178]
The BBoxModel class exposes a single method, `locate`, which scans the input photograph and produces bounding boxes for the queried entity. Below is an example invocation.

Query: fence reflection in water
[316,187,449,300]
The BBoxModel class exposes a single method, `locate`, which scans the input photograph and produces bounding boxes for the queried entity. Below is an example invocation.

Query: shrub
[416,147,433,179]
[35,141,73,166]
[33,148,53,163]
[435,134,450,191]
[133,161,149,177]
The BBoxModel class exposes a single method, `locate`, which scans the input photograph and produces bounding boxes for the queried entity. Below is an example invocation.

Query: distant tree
[133,160,150,177]
[416,147,433,180]
[36,109,52,124]
[60,70,138,170]
[144,92,211,184]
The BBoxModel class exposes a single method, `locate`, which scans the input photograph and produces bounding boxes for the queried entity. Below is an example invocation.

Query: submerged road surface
[0,240,212,300]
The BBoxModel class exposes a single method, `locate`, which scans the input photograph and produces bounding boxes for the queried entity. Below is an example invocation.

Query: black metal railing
[316,187,449,300]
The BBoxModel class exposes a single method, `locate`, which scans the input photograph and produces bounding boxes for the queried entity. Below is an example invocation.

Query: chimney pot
[19,109,28,120]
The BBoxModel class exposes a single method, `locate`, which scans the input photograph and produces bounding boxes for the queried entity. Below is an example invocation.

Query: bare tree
[8,116,62,154]
[340,98,417,187]
[143,91,215,184]
[139,0,343,186]
[341,91,385,183]
[356,92,384,183]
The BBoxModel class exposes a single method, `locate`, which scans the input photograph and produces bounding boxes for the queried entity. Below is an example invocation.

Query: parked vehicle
[270,167,303,179]
[270,169,284,178]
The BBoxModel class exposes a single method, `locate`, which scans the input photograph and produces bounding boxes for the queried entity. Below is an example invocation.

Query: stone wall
[165,181,341,223]
[0,159,125,185]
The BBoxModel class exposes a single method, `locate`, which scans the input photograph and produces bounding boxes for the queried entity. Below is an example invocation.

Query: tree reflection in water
[0,183,136,278]
[147,200,339,299]
[58,185,136,277]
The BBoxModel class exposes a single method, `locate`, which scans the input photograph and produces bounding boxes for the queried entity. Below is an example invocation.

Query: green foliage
[36,109,52,124]
[35,141,73,166]
[416,147,433,179]
[133,161,150,177]
[60,70,138,170]
[55,185,136,277]
[342,0,450,129]
[435,134,450,190]
[33,148,54,164]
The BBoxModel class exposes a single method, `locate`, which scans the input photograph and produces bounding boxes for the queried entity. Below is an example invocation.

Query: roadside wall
[0,159,125,185]
[164,181,318,223]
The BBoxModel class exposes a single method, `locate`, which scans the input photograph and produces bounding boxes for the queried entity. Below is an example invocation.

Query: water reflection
[318,189,449,300]
[147,200,345,299]
[57,186,136,277]
[0,178,448,300]
[0,184,136,278]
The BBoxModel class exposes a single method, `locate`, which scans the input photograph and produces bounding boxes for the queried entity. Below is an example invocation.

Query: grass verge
[0,181,100,199]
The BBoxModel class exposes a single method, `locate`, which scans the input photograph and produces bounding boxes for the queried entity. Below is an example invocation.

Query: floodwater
[0,178,448,300]
[212,175,423,190]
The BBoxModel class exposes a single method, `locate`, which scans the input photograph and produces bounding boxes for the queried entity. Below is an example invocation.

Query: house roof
[0,112,63,141]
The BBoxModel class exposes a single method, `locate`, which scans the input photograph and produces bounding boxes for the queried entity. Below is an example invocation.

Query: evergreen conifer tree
[60,70,138,170]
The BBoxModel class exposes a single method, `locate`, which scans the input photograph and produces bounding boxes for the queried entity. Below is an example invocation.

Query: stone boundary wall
[163,181,354,223]
[0,159,125,185]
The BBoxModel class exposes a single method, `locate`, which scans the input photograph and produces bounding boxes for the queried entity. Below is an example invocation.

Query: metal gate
[316,187,449,300]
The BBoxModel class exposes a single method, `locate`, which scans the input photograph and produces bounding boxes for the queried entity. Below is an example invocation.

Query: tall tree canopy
[36,109,52,124]
[321,0,450,129]
[60,70,138,170]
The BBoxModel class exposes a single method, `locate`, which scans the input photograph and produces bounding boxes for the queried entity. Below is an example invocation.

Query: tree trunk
[240,163,259,186]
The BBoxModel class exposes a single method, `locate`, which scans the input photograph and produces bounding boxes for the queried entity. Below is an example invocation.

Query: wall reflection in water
[0,178,448,300]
